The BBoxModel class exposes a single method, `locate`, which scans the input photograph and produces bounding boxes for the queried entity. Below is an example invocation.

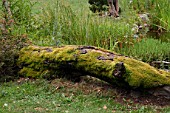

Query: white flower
[3,103,8,107]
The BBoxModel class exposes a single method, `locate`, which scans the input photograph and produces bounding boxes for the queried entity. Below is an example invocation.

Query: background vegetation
[130,0,170,31]
[2,0,169,62]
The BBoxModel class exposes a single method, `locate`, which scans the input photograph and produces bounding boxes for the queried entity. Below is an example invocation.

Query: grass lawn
[0,77,170,113]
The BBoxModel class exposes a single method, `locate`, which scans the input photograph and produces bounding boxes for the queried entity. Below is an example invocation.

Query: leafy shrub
[88,0,108,13]
[0,0,30,81]
[0,35,28,80]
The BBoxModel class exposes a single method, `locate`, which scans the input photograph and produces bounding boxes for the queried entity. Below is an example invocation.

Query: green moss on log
[17,45,170,88]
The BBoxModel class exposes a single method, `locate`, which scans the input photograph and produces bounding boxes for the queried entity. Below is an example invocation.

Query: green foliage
[30,0,135,48]
[8,0,37,35]
[0,0,29,81]
[1,0,136,48]
[116,38,170,63]
[88,0,108,13]
[9,0,34,26]
[0,35,28,81]
[130,0,170,31]
[151,0,170,31]
[129,0,154,12]
[0,0,37,39]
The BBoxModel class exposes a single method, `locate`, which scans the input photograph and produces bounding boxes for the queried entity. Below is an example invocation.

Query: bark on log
[17,45,170,89]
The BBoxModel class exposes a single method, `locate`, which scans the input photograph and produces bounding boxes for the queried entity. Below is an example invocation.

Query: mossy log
[17,45,170,89]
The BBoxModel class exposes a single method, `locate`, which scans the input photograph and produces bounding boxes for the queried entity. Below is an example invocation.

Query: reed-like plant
[130,0,170,31]
[152,0,170,31]
[1,0,137,48]
[30,0,136,49]
[116,38,170,62]
[129,0,154,12]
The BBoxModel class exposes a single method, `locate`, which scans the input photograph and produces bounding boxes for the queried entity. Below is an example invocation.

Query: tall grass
[130,0,170,31]
[116,38,170,62]
[152,0,170,31]
[2,0,137,48]
[30,0,136,49]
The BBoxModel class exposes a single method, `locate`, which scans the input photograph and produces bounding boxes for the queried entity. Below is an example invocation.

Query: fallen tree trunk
[17,45,170,89]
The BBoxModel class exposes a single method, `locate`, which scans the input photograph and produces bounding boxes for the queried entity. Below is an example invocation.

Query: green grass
[131,0,170,31]
[13,0,135,48]
[0,78,170,113]
[116,38,170,62]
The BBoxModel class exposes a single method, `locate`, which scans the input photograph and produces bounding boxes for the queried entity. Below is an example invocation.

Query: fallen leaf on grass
[103,105,107,110]
[34,107,46,112]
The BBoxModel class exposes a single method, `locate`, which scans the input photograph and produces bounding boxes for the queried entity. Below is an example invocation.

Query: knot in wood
[113,62,126,78]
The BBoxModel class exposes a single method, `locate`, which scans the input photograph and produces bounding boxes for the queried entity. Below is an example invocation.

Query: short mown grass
[0,78,170,113]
